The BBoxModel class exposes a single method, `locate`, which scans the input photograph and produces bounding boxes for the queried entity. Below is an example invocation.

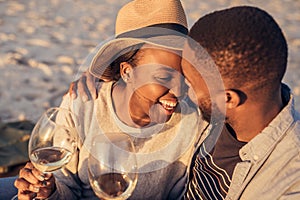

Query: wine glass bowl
[28,107,78,173]
[88,133,138,200]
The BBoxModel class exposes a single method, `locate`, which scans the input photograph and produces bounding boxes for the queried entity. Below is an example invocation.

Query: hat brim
[89,35,186,79]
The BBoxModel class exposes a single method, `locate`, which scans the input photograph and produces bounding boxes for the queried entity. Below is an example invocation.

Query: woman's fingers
[19,166,40,185]
[14,177,40,193]
[14,162,56,199]
[31,168,48,182]
[17,190,37,200]
[36,175,56,199]
[35,185,54,199]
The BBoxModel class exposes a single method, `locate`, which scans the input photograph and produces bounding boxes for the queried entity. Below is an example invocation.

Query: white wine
[91,173,137,200]
[30,147,72,172]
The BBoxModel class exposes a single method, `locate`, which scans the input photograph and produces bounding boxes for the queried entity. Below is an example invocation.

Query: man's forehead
[182,43,196,59]
[181,41,225,91]
[181,43,202,75]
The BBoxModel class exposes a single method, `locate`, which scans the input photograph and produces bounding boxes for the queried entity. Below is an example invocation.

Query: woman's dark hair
[100,43,144,81]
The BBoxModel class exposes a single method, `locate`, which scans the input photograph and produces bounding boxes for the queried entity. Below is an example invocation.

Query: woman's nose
[169,75,187,99]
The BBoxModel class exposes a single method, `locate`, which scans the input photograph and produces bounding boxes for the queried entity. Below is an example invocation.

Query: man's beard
[198,97,225,124]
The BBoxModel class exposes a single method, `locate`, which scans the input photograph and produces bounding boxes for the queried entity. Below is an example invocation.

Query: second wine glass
[88,133,138,200]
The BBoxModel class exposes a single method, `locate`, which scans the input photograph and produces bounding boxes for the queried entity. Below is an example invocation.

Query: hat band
[116,23,188,39]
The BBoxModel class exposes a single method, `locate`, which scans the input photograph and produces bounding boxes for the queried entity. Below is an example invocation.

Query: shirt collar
[240,84,296,162]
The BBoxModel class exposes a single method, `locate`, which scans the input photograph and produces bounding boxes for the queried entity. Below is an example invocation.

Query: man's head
[182,6,288,123]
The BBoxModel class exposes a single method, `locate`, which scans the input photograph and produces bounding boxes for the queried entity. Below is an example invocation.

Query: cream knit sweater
[49,82,203,200]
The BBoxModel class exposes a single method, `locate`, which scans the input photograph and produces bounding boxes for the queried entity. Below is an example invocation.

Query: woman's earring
[122,73,130,83]
[120,62,132,83]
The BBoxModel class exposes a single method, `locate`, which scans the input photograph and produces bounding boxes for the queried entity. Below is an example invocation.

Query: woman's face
[127,46,184,126]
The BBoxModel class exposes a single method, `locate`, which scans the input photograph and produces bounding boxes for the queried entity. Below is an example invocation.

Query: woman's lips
[159,99,177,114]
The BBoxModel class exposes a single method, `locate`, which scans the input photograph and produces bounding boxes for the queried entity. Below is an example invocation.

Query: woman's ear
[120,62,133,82]
[225,89,241,109]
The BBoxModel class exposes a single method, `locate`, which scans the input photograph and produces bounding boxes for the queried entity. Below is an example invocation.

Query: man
[182,6,300,199]
[71,5,300,199]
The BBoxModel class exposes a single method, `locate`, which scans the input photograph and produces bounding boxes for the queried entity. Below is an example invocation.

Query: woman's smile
[158,99,178,115]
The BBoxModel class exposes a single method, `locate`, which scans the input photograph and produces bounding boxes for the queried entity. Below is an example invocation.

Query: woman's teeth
[159,100,177,110]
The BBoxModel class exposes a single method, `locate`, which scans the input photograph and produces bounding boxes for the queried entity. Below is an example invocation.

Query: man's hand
[69,71,98,102]
[14,162,56,199]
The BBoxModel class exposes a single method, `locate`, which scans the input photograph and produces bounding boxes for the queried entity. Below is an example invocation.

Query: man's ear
[120,62,133,82]
[225,89,241,109]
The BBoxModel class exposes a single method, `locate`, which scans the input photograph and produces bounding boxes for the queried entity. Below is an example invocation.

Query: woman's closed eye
[155,74,173,82]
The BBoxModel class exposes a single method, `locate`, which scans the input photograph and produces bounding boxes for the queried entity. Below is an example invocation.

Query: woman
[14,0,202,199]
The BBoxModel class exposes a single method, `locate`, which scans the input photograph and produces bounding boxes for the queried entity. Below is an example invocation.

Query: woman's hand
[68,71,99,102]
[14,162,55,199]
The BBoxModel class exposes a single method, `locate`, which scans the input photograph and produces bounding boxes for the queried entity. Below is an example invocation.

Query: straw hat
[89,0,188,79]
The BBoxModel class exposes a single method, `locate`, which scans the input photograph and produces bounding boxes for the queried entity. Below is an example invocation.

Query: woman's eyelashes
[154,74,173,82]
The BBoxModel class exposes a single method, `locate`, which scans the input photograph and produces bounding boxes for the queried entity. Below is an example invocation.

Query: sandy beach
[0,0,299,123]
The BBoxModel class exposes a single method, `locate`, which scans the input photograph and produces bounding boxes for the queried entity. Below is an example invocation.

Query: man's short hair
[189,6,288,95]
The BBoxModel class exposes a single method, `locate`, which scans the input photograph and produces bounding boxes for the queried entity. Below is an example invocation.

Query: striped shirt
[185,124,246,200]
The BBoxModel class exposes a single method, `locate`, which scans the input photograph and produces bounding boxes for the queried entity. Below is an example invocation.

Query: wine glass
[11,107,79,200]
[88,133,138,200]
[28,107,78,173]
